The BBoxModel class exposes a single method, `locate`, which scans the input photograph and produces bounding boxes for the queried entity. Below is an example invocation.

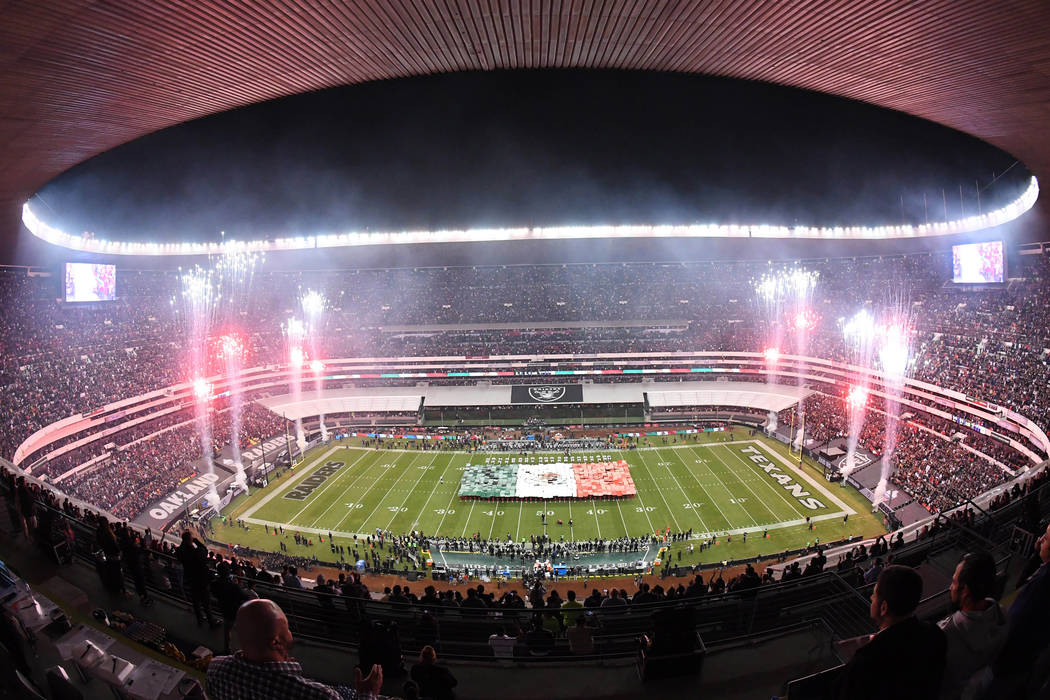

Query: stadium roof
[4,1,1050,261]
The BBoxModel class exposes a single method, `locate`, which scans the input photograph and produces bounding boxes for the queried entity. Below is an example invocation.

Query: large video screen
[64,263,117,302]
[952,241,1004,284]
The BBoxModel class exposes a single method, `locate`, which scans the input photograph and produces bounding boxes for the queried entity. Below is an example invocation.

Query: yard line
[590,499,602,538]
[241,445,343,520]
[703,445,782,523]
[633,448,684,533]
[617,450,656,533]
[568,499,574,540]
[669,447,750,529]
[337,452,425,533]
[433,473,462,535]
[415,454,459,529]
[460,500,476,537]
[305,450,383,527]
[514,501,523,541]
[487,500,499,540]
[384,454,443,530]
[615,499,630,536]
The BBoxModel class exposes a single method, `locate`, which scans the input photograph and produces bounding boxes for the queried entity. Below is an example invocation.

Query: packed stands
[1,249,1049,519]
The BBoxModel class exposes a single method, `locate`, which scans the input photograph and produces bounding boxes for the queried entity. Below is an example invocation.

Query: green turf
[218,429,886,568]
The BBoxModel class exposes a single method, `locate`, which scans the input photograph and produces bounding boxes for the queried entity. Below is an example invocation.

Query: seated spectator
[566,615,594,654]
[600,588,627,609]
[207,598,383,699]
[937,551,1007,700]
[834,565,947,700]
[410,645,457,700]
[524,615,555,656]
[488,625,517,660]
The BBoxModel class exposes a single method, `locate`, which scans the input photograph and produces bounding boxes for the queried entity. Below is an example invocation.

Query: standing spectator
[937,551,1007,700]
[990,521,1050,699]
[834,565,947,700]
[177,530,217,626]
[212,561,258,653]
[410,646,457,700]
[95,519,125,595]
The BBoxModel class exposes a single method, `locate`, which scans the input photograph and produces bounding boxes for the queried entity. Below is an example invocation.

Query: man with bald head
[207,599,382,700]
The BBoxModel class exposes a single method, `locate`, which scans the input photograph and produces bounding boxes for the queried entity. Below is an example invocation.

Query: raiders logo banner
[510,384,583,404]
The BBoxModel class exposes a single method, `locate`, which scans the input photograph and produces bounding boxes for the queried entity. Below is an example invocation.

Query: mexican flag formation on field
[458,460,637,499]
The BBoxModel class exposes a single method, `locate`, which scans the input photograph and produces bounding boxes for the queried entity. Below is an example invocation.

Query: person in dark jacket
[409,646,457,700]
[211,560,258,653]
[834,565,947,700]
[177,529,216,626]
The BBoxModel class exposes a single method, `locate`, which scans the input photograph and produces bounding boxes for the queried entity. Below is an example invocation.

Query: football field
[222,434,873,562]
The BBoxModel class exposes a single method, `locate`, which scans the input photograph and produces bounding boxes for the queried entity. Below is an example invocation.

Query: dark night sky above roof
[34,70,1028,246]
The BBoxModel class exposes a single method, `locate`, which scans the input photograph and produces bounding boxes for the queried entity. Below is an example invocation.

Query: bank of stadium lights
[309,359,324,374]
[21,177,1040,255]
[763,347,781,363]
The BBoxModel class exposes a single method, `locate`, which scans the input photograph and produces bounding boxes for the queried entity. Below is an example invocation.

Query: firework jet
[219,333,248,488]
[875,313,912,509]
[300,290,328,441]
[283,315,308,453]
[840,310,877,479]
[214,251,262,491]
[753,267,818,445]
[177,265,221,503]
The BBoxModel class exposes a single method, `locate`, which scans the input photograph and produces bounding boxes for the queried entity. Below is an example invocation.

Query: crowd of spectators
[1,250,1049,519]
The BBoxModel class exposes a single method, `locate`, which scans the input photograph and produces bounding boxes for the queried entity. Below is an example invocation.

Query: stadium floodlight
[192,377,211,401]
[763,347,780,363]
[309,359,324,373]
[20,176,1040,256]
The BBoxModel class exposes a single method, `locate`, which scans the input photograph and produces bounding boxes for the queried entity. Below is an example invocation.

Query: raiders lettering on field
[283,461,345,501]
[739,446,827,511]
